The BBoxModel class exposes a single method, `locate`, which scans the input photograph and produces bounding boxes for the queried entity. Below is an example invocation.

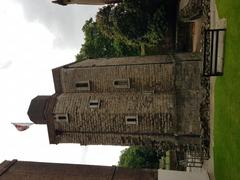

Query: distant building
[0,160,157,180]
[28,53,204,151]
[51,0,120,6]
[0,160,210,180]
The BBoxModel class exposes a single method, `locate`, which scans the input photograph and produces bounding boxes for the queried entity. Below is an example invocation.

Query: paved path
[178,1,226,179]
[202,0,227,180]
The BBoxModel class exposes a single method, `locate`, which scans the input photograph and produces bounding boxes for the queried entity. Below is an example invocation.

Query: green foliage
[96,0,168,47]
[146,7,168,45]
[95,5,114,38]
[118,146,160,169]
[76,18,140,61]
[77,0,172,60]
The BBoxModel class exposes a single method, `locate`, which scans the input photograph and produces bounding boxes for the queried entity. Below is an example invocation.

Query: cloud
[12,0,102,49]
[0,60,12,70]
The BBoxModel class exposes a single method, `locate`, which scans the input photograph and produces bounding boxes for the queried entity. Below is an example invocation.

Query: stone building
[51,0,120,6]
[0,160,157,180]
[28,53,204,150]
[0,160,210,180]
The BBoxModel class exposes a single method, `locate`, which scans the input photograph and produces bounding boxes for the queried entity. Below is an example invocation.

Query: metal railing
[203,29,226,76]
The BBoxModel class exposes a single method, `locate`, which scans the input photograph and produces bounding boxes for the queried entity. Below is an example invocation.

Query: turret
[27,96,50,124]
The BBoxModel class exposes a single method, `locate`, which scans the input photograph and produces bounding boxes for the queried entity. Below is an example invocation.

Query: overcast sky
[12,0,101,49]
[0,0,126,166]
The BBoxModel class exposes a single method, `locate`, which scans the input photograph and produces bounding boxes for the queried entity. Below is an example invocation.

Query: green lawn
[214,0,240,180]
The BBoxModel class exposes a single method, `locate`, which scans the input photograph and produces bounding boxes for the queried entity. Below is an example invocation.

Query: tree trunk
[140,43,145,56]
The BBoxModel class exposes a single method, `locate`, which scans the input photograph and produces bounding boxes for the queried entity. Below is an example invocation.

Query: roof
[67,55,174,69]
[0,160,158,180]
[66,53,201,68]
[0,160,17,177]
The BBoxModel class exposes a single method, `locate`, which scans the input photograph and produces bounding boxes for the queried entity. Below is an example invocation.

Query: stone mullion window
[125,115,138,125]
[113,79,130,89]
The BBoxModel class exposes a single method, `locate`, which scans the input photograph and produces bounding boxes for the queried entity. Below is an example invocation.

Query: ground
[214,0,240,180]
[180,0,240,179]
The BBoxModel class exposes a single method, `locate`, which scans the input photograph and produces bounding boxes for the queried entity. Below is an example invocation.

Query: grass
[214,0,240,180]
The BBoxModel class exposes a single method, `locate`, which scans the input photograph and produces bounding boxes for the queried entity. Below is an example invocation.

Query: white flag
[11,123,33,132]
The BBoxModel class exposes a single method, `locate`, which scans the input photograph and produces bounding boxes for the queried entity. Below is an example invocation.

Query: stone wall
[26,53,203,149]
[61,60,175,94]
[48,54,202,147]
[56,131,201,147]
[175,60,202,134]
[54,93,175,134]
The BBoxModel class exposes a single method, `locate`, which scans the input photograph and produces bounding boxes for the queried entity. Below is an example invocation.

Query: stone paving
[178,0,226,179]
[202,0,227,180]
[178,0,211,173]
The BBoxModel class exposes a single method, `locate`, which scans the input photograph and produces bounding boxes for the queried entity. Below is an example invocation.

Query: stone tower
[28,53,203,149]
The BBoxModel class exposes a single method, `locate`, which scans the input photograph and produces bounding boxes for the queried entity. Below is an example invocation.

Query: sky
[0,0,126,166]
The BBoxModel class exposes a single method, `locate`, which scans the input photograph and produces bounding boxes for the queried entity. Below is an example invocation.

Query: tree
[118,146,161,169]
[76,18,140,61]
[96,0,168,55]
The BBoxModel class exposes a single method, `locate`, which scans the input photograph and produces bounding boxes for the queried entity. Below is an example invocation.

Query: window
[55,114,69,123]
[89,100,101,108]
[143,90,155,95]
[125,115,138,125]
[113,79,130,88]
[75,80,90,91]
